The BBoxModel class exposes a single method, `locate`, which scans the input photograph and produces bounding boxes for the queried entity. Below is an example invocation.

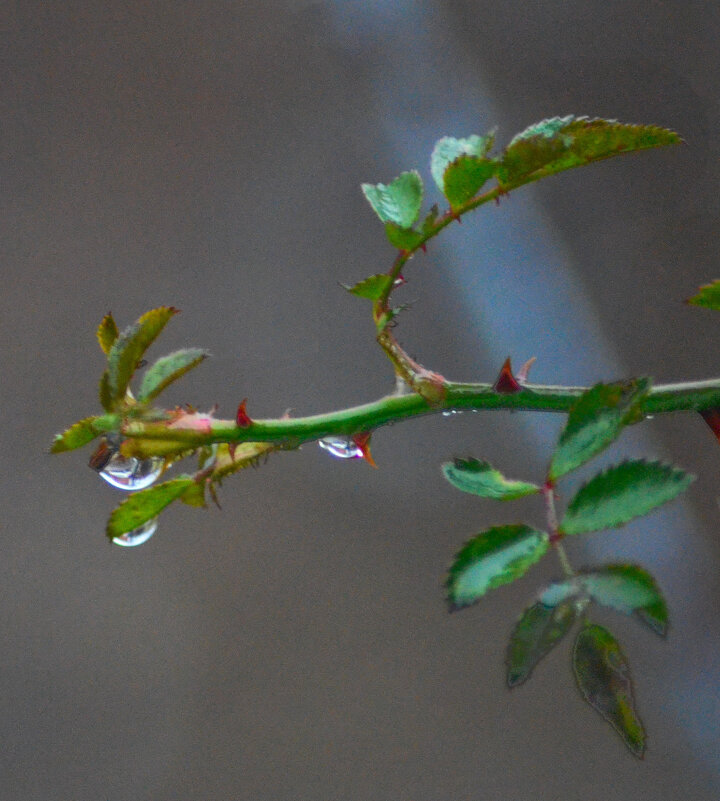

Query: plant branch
[116,376,720,451]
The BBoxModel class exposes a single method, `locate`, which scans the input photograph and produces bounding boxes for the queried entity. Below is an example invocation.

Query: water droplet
[318,436,363,459]
[645,414,654,420]
[99,451,163,490]
[112,517,158,547]
[442,410,464,417]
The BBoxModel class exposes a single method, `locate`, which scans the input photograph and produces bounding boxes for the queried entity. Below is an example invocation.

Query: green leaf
[687,279,720,310]
[96,313,119,356]
[560,460,694,535]
[430,134,494,191]
[442,457,539,500]
[582,565,668,636]
[384,222,425,252]
[540,564,668,636]
[107,307,178,403]
[137,348,209,403]
[573,623,645,758]
[549,378,651,480]
[506,600,577,687]
[179,480,207,508]
[98,370,114,412]
[443,154,497,209]
[498,117,681,187]
[361,171,423,229]
[106,476,194,538]
[342,274,393,301]
[446,524,549,609]
[50,416,102,453]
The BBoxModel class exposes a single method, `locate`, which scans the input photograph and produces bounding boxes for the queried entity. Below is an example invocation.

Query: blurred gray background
[2,1,720,799]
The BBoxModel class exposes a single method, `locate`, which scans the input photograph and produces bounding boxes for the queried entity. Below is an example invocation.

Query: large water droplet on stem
[99,451,163,490]
[112,517,158,547]
[318,436,363,459]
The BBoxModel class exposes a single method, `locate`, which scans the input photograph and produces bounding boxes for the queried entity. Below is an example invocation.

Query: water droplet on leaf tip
[98,451,164,490]
[442,410,464,417]
[112,517,158,547]
[318,436,363,459]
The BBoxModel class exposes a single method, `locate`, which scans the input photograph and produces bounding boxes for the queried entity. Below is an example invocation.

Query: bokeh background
[2,2,720,799]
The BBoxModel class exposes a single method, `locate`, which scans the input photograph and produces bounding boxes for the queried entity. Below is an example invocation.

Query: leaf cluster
[442,378,693,756]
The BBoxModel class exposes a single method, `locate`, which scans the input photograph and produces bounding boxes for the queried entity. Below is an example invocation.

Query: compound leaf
[137,348,209,403]
[560,460,693,535]
[442,457,539,500]
[549,378,651,480]
[498,117,681,187]
[506,600,577,687]
[107,307,178,403]
[106,475,194,539]
[447,524,549,609]
[361,171,423,229]
[687,280,720,310]
[573,623,645,758]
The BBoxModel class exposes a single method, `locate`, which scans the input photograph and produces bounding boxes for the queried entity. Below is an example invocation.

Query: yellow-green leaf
[106,476,193,539]
[96,313,119,356]
[107,307,178,403]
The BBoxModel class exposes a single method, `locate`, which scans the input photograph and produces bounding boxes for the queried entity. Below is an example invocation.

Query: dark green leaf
[687,280,720,310]
[342,274,393,301]
[106,476,194,538]
[446,524,549,609]
[96,313,119,356]
[50,416,102,453]
[361,171,423,228]
[573,623,645,758]
[582,565,668,636]
[430,134,494,191]
[498,117,681,187]
[443,155,497,209]
[99,370,114,412]
[549,378,651,480]
[561,460,694,535]
[384,222,425,252]
[442,457,539,500]
[107,307,178,403]
[506,600,577,687]
[137,348,209,403]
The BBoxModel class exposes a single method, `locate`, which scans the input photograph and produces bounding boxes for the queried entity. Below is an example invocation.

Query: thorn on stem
[236,398,253,428]
[493,358,522,394]
[351,431,377,468]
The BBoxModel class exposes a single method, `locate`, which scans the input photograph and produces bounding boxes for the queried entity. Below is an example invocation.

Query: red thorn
[352,431,377,468]
[420,243,427,253]
[700,408,720,442]
[228,442,238,461]
[493,357,522,394]
[236,398,253,428]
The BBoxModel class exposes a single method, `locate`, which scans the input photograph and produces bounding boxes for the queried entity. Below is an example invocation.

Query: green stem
[119,376,720,450]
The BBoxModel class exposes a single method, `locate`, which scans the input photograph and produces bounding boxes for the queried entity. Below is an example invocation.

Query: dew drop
[442,410,464,417]
[98,451,163,490]
[318,436,363,459]
[112,517,158,547]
